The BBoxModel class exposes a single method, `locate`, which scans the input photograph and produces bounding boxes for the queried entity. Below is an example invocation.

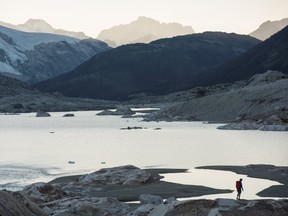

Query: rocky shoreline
[1,164,288,215]
[143,71,288,131]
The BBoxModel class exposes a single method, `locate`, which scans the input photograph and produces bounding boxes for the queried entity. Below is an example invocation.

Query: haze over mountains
[97,16,194,47]
[0,25,110,83]
[0,19,90,39]
[250,18,288,41]
[36,32,259,100]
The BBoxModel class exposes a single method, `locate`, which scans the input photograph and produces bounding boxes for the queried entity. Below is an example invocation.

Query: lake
[0,110,288,199]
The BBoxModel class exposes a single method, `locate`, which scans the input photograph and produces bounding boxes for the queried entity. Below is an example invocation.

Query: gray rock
[41,197,129,216]
[145,70,288,124]
[217,122,261,130]
[216,199,288,216]
[79,165,161,185]
[161,199,218,216]
[36,111,51,117]
[63,113,74,117]
[97,106,135,116]
[0,190,46,216]
[164,197,177,204]
[129,204,156,216]
[139,194,163,205]
[21,182,68,204]
[259,125,288,131]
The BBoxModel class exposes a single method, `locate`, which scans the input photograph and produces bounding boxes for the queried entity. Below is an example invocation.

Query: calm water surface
[0,110,287,199]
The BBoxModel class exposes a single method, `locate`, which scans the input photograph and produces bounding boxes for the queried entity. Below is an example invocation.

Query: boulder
[139,194,163,205]
[36,112,51,117]
[21,182,68,204]
[41,197,129,216]
[79,165,162,185]
[97,106,135,116]
[129,204,156,216]
[164,197,177,204]
[0,190,46,216]
[161,199,218,216]
[63,113,75,117]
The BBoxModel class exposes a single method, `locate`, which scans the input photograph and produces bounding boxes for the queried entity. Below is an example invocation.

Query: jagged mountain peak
[97,16,194,47]
[0,19,90,39]
[22,19,53,30]
[250,17,288,40]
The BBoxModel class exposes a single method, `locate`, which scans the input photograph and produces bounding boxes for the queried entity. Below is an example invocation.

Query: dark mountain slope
[36,32,259,100]
[204,26,288,85]
[0,74,115,113]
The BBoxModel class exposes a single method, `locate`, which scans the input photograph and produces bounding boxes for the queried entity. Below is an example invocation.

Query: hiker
[236,178,243,200]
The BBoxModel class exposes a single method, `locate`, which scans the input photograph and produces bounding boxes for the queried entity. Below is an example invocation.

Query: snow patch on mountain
[0,25,79,50]
[0,62,21,75]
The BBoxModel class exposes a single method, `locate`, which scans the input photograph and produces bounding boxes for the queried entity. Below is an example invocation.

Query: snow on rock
[0,25,79,51]
[0,61,22,74]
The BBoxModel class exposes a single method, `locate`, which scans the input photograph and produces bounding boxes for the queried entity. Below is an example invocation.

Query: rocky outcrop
[5,165,286,215]
[62,113,74,117]
[41,197,130,216]
[146,71,288,131]
[139,194,163,205]
[79,165,162,185]
[36,112,51,117]
[0,190,46,216]
[21,183,68,205]
[97,106,135,116]
[128,198,288,216]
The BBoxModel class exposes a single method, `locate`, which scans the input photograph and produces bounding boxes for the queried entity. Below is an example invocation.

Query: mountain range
[36,32,259,100]
[97,16,194,47]
[0,19,90,39]
[250,18,288,41]
[0,25,110,83]
[204,25,288,86]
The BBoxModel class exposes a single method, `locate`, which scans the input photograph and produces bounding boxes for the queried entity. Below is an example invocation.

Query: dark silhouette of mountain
[97,16,194,47]
[0,19,90,39]
[250,18,288,41]
[203,26,288,85]
[36,32,259,100]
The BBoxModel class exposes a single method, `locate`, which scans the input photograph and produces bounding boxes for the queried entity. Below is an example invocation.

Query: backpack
[236,181,241,189]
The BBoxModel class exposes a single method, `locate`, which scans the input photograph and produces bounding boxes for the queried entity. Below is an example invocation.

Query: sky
[1,0,288,38]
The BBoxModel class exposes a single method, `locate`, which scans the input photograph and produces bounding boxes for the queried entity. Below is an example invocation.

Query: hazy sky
[1,0,288,37]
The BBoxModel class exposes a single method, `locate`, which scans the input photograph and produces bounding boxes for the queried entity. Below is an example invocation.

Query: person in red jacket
[236,178,244,200]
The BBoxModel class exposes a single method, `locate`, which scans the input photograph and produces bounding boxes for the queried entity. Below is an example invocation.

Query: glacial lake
[0,110,288,199]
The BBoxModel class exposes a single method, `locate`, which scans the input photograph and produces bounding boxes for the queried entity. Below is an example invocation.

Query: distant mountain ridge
[0,25,110,83]
[97,16,194,47]
[250,18,288,40]
[36,32,259,100]
[204,25,288,86]
[0,19,90,39]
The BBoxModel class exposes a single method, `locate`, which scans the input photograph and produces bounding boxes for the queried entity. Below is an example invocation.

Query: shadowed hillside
[36,32,259,100]
[203,25,288,86]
